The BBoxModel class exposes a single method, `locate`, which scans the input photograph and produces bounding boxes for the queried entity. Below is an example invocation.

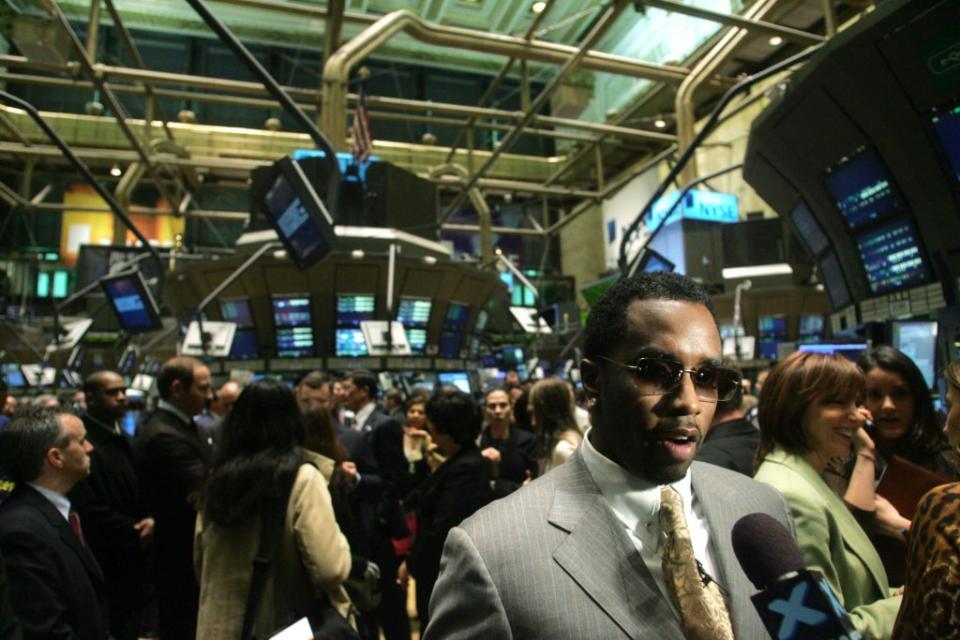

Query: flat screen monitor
[258,155,336,271]
[892,321,938,388]
[275,326,314,358]
[798,342,869,362]
[335,328,368,357]
[2,363,25,388]
[636,248,675,273]
[444,303,470,330]
[405,327,427,354]
[758,315,786,339]
[220,298,255,327]
[142,357,162,376]
[789,202,829,256]
[439,331,463,358]
[854,216,928,294]
[273,296,312,327]
[229,329,260,359]
[932,103,960,185]
[818,251,851,310]
[100,271,163,333]
[799,314,825,338]
[823,147,903,230]
[118,345,137,375]
[758,339,782,360]
[474,309,488,333]
[396,297,432,327]
[496,346,525,369]
[337,295,375,328]
[438,371,471,394]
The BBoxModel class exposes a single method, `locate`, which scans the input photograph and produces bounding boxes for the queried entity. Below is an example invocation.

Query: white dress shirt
[579,429,720,620]
[27,482,71,522]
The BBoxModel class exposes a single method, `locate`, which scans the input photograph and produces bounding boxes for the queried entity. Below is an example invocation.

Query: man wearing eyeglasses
[425,272,795,640]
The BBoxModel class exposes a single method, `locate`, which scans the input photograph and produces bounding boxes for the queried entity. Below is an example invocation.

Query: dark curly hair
[426,389,482,448]
[582,272,715,359]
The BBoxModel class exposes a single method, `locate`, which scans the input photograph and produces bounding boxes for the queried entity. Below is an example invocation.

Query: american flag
[351,82,373,163]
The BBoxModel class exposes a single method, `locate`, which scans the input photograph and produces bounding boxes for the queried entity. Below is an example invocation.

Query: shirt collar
[84,412,121,435]
[28,482,71,522]
[354,402,376,428]
[158,399,193,426]
[580,428,694,534]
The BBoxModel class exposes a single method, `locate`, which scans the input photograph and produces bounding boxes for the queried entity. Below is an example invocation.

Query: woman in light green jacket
[754,351,902,640]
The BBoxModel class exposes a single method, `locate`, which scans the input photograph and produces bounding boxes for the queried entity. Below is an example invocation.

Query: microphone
[732,513,862,640]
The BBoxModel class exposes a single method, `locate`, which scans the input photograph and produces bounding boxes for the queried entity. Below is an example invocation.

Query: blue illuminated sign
[647,190,739,228]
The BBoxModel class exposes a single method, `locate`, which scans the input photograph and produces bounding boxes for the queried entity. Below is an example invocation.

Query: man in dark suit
[70,370,154,640]
[0,406,109,639]
[342,370,410,640]
[696,360,760,476]
[136,356,213,640]
[426,272,795,639]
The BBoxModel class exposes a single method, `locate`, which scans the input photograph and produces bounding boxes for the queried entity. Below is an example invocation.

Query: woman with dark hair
[194,380,352,639]
[398,389,491,629]
[857,345,958,479]
[529,377,582,475]
[480,387,537,498]
[754,352,902,638]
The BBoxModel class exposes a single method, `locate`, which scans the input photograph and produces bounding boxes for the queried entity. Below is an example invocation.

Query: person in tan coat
[194,380,352,639]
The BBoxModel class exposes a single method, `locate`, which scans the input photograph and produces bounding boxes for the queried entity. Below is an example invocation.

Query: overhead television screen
[758,315,786,339]
[823,147,903,231]
[932,103,960,185]
[789,202,829,256]
[337,295,375,327]
[100,271,163,333]
[229,329,259,359]
[2,363,25,388]
[397,297,431,327]
[892,321,937,388]
[439,330,463,358]
[335,328,368,357]
[854,217,928,294]
[259,156,336,270]
[799,314,824,341]
[444,303,471,330]
[818,251,851,310]
[273,296,313,357]
[220,299,255,327]
[438,371,471,394]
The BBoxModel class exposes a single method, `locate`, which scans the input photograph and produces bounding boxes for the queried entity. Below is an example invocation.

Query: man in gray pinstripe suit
[425,272,794,639]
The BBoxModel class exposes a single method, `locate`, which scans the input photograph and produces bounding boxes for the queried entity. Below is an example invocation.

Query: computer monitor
[336,295,375,327]
[396,297,432,327]
[438,371,471,394]
[444,303,471,330]
[758,339,782,360]
[635,248,675,273]
[257,155,336,270]
[1,363,25,388]
[892,321,938,388]
[100,271,163,334]
[229,329,259,359]
[335,328,368,357]
[799,314,825,340]
[854,216,929,294]
[789,202,829,256]
[932,102,960,185]
[405,328,427,354]
[273,296,314,357]
[823,147,903,230]
[798,342,869,362]
[758,315,786,339]
[438,331,463,358]
[220,298,255,327]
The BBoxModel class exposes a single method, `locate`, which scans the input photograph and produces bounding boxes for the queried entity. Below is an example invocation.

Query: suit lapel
[691,463,757,634]
[23,487,104,583]
[548,454,684,640]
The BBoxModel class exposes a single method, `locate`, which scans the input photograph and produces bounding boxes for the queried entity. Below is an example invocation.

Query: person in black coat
[399,389,491,629]
[69,371,153,640]
[135,357,214,640]
[696,361,759,476]
[0,407,109,639]
[0,550,22,639]
[341,370,410,640]
[479,388,537,498]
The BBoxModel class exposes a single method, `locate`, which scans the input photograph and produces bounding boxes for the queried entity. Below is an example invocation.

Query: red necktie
[68,510,86,546]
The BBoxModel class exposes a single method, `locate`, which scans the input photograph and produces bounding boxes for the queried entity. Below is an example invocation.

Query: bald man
[70,371,153,640]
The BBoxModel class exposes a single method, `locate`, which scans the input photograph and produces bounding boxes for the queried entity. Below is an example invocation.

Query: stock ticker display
[932,103,960,185]
[273,297,314,357]
[854,217,928,294]
[823,148,903,230]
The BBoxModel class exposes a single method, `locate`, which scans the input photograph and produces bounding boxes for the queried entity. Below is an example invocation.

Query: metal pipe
[0,58,676,143]
[675,0,781,185]
[641,0,825,45]
[429,164,495,262]
[618,44,822,271]
[321,6,699,148]
[323,0,346,60]
[438,0,629,226]
[821,0,837,37]
[85,0,101,61]
[441,223,543,237]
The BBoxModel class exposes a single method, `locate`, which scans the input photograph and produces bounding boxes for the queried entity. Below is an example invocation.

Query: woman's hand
[480,447,502,467]
[396,560,409,589]
[853,407,876,456]
[873,495,911,542]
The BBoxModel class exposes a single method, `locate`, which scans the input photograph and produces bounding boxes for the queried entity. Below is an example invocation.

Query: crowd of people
[0,271,958,639]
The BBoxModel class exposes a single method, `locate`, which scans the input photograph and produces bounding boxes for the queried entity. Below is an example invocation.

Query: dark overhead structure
[745,0,960,322]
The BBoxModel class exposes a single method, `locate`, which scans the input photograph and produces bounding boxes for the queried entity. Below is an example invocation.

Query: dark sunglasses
[597,356,741,403]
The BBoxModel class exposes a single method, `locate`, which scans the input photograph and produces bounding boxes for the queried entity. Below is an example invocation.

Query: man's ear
[169,378,184,399]
[580,358,601,397]
[46,446,64,470]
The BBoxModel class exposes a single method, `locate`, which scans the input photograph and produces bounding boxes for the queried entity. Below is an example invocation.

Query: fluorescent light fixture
[531,1,547,13]
[110,163,122,177]
[654,117,667,129]
[722,263,793,279]
[768,36,784,46]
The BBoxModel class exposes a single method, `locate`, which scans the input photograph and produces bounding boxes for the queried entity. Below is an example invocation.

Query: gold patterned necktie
[659,485,734,640]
